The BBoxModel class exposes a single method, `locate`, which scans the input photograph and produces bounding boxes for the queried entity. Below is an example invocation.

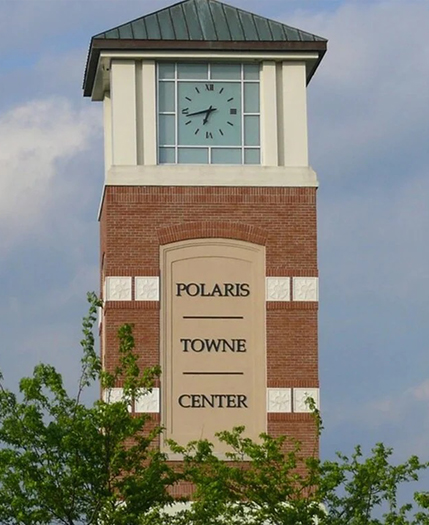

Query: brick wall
[100,184,319,490]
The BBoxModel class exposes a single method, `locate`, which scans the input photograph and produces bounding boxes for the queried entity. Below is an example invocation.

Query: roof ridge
[93,0,192,39]
[195,0,325,41]
[93,0,327,42]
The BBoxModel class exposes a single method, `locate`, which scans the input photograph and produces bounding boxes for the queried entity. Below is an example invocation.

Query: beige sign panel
[160,239,266,454]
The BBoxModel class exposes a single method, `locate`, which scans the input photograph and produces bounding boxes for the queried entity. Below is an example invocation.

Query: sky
[0,0,428,487]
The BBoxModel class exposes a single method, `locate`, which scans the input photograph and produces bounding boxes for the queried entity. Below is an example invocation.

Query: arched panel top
[158,221,267,246]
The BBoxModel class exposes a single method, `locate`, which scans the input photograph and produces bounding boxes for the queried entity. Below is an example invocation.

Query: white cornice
[100,51,319,61]
[106,165,318,187]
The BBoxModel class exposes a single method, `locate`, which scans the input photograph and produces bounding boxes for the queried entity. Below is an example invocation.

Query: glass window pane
[159,114,175,145]
[159,63,175,79]
[211,148,242,164]
[244,148,260,164]
[244,83,260,113]
[211,63,241,80]
[159,147,176,164]
[244,63,260,80]
[177,63,208,79]
[158,82,175,112]
[178,147,208,164]
[244,116,260,146]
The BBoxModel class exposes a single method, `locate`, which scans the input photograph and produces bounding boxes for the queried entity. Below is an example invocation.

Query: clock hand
[187,108,211,117]
[203,106,217,125]
[187,106,218,118]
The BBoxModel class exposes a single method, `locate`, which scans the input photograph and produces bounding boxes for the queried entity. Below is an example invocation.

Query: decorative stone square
[105,277,132,301]
[266,277,291,301]
[293,277,319,301]
[135,277,159,301]
[102,387,132,412]
[267,388,292,412]
[135,388,160,413]
[103,387,124,404]
[293,388,320,413]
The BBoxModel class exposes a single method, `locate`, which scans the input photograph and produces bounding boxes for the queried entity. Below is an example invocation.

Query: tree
[160,426,325,525]
[148,412,429,525]
[1,294,428,525]
[0,293,178,525]
[321,443,429,525]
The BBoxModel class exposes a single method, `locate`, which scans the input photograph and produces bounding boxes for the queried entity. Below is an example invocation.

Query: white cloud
[285,1,429,180]
[0,0,172,58]
[328,369,429,410]
[409,380,429,402]
[323,376,429,455]
[0,97,101,252]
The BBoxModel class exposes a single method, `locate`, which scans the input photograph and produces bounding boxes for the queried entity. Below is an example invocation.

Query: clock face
[178,81,242,147]
[158,62,261,165]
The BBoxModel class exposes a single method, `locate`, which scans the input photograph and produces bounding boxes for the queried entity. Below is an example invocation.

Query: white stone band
[267,388,320,413]
[103,387,318,414]
[104,276,318,302]
[102,388,160,413]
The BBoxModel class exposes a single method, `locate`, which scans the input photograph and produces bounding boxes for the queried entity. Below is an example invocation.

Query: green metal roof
[83,0,327,97]
[93,0,326,43]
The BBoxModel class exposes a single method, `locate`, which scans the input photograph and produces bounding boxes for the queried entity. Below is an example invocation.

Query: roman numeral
[205,83,214,91]
[206,132,213,139]
[230,108,237,115]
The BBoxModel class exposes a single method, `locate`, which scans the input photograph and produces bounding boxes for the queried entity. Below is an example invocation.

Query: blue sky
[0,0,428,481]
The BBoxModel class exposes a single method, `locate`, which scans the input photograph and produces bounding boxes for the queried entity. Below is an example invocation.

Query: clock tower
[83,0,326,471]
